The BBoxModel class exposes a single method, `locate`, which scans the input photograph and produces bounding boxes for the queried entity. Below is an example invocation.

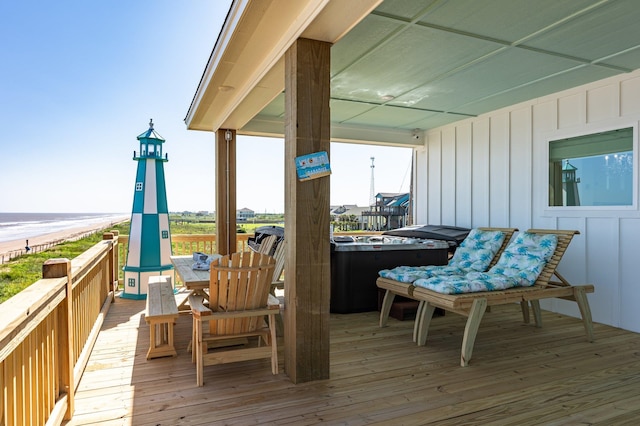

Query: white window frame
[542,118,639,217]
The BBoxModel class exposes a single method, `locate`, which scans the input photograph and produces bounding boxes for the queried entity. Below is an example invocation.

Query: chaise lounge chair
[377,227,518,330]
[410,229,595,366]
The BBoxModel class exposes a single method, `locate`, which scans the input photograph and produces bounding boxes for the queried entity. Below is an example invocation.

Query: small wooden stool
[145,276,178,360]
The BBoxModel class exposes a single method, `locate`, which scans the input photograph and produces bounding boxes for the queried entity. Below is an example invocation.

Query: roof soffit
[186,0,382,132]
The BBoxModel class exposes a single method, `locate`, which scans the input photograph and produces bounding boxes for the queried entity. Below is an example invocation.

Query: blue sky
[0,1,412,214]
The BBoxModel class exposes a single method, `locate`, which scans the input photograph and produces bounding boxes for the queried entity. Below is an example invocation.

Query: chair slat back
[209,251,275,335]
[271,239,286,283]
[526,229,579,287]
[254,234,278,256]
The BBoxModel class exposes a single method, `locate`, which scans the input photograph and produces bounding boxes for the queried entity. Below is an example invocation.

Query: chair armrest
[189,294,211,318]
[268,293,281,309]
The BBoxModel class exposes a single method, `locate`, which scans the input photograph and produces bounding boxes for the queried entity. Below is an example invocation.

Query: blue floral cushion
[449,228,506,271]
[378,264,467,283]
[378,229,505,283]
[489,231,557,287]
[413,272,519,294]
[413,232,558,294]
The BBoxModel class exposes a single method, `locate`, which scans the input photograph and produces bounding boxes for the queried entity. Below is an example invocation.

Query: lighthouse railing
[0,232,119,425]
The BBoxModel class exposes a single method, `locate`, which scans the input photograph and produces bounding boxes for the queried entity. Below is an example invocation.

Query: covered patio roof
[186,0,640,146]
[183,0,640,383]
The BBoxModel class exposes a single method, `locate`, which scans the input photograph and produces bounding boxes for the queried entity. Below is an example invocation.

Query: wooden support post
[284,38,332,383]
[215,128,237,255]
[42,258,74,420]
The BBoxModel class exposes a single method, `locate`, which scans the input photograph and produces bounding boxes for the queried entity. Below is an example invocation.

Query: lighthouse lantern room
[122,119,173,299]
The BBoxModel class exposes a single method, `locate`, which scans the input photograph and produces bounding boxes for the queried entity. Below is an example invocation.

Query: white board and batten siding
[415,69,640,333]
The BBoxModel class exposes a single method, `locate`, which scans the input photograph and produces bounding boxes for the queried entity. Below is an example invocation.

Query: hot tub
[330,236,449,313]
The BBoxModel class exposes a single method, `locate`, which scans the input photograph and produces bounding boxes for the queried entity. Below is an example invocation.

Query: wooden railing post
[43,258,74,420]
[103,232,119,298]
[112,230,120,292]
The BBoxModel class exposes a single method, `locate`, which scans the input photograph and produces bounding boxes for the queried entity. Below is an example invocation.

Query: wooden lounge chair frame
[377,227,519,331]
[410,229,595,366]
[189,251,278,386]
[270,238,286,294]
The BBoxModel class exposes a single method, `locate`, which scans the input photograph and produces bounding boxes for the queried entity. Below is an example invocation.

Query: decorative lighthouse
[122,119,173,299]
[562,159,581,207]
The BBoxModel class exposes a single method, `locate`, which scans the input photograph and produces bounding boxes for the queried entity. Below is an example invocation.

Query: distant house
[329,205,347,215]
[330,204,360,215]
[362,193,410,231]
[236,207,255,221]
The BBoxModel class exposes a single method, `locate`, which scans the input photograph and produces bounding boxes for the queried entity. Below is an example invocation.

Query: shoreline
[0,218,128,262]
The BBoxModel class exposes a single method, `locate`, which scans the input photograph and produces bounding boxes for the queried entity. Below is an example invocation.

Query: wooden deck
[65,296,640,425]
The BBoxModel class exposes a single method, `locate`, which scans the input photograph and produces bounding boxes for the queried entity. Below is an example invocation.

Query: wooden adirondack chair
[189,251,278,386]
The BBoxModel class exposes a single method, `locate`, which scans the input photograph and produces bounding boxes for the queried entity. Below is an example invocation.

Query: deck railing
[115,234,252,286]
[116,233,250,262]
[0,232,257,425]
[0,232,118,426]
[0,230,372,425]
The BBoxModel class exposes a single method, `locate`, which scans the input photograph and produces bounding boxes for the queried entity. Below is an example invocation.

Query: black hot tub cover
[383,225,471,247]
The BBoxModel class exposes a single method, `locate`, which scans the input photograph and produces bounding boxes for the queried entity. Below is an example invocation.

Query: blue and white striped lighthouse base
[121,268,174,300]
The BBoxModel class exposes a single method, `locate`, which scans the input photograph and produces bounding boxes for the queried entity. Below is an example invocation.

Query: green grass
[237,222,283,234]
[0,220,283,303]
[0,223,131,303]
[170,222,216,234]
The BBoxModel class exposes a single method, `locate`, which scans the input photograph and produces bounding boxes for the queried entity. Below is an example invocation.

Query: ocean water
[0,213,129,243]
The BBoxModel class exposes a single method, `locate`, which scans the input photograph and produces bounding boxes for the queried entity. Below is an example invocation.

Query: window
[136,182,143,191]
[549,127,634,207]
[128,278,136,287]
[162,230,169,239]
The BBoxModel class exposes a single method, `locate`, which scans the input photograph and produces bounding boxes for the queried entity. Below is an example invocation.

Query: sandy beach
[0,217,128,260]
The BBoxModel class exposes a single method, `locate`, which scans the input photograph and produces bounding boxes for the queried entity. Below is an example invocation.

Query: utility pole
[369,157,375,206]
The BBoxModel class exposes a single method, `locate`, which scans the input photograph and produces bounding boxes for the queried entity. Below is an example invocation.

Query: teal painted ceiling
[250,0,640,136]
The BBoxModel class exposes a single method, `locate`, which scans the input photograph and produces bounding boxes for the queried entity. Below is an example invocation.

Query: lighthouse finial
[149,119,154,129]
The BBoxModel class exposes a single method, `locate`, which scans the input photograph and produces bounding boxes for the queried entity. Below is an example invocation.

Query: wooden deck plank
[64,296,640,425]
